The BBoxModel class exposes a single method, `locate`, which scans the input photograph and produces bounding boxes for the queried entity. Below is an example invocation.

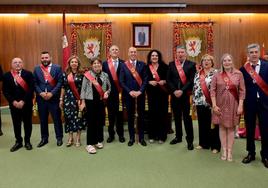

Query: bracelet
[59,97,63,101]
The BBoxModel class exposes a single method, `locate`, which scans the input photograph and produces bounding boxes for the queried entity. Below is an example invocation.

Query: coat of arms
[185,37,202,57]
[83,38,100,60]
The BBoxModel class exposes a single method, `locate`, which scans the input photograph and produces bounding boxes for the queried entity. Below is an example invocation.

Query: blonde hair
[65,55,83,74]
[220,53,233,72]
[200,54,214,68]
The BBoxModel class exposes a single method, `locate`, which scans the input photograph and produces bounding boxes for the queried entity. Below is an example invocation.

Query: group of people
[0,43,267,168]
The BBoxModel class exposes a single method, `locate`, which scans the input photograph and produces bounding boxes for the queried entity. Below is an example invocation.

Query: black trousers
[85,99,105,145]
[125,94,145,141]
[172,95,193,144]
[107,95,124,138]
[37,98,63,141]
[10,105,32,144]
[211,124,221,151]
[244,99,268,159]
[196,105,211,149]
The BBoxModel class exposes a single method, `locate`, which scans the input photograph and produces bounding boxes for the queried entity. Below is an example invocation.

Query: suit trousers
[10,105,32,144]
[107,96,124,138]
[37,98,63,141]
[172,95,194,144]
[245,98,268,159]
[125,94,145,141]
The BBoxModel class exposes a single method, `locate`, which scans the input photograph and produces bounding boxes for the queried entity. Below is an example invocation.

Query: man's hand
[174,90,183,98]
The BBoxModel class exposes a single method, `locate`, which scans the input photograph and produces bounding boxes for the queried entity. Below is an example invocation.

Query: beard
[41,60,51,67]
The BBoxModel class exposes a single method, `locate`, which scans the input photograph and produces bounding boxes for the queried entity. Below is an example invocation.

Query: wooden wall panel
[1,13,268,105]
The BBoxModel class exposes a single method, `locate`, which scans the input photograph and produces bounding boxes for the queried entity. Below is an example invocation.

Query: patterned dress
[210,69,245,128]
[62,72,86,133]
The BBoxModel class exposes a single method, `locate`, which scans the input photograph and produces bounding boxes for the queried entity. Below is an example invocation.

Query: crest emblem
[83,38,100,60]
[185,37,202,57]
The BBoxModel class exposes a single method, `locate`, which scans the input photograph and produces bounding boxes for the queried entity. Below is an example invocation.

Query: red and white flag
[62,11,71,71]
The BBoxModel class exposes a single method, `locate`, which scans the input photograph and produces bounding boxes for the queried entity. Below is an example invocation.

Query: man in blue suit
[102,45,125,143]
[119,47,148,146]
[240,43,268,168]
[33,51,63,147]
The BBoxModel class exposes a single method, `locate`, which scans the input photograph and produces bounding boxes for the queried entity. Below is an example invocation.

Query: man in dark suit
[167,45,196,150]
[119,47,148,146]
[240,43,268,168]
[33,51,63,147]
[102,45,125,143]
[2,57,34,152]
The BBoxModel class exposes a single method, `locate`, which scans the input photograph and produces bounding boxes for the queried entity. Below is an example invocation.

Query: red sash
[221,71,239,102]
[199,70,212,105]
[175,60,187,85]
[149,64,168,92]
[11,70,29,92]
[84,71,104,99]
[40,64,56,87]
[108,58,121,92]
[67,73,80,100]
[124,61,142,87]
[244,62,268,96]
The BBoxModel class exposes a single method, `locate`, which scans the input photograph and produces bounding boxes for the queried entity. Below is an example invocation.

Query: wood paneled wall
[1,13,268,105]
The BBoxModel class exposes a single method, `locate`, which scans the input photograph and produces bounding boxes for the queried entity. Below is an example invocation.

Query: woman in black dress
[60,56,86,147]
[146,50,169,144]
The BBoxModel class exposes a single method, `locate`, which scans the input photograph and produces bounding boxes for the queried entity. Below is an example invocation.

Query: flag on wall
[70,22,112,68]
[62,12,71,70]
[173,22,213,64]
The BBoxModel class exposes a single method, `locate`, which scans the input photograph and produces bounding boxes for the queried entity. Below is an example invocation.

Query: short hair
[176,45,186,51]
[200,54,214,67]
[90,58,102,65]
[41,51,50,55]
[247,43,260,53]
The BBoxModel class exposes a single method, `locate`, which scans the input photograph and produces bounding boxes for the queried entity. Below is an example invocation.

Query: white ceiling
[0,0,267,5]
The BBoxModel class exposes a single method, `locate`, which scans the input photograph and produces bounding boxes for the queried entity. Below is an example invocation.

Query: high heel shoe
[66,138,73,147]
[221,149,227,160]
[227,150,233,162]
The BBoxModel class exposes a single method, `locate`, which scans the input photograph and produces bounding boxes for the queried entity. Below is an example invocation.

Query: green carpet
[0,110,267,188]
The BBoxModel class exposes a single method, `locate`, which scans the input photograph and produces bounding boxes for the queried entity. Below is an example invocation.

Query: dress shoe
[139,139,147,146]
[242,154,255,164]
[25,143,33,150]
[128,140,134,146]
[0,129,3,136]
[170,137,182,145]
[37,140,48,148]
[187,143,194,150]
[106,137,114,143]
[119,137,125,143]
[10,143,23,152]
[262,158,268,168]
[57,140,63,146]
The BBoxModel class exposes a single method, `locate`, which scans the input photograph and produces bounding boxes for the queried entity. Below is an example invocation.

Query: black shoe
[10,143,23,152]
[187,143,194,150]
[106,137,114,143]
[262,158,268,168]
[139,139,147,147]
[25,143,33,150]
[169,137,182,145]
[119,137,125,143]
[57,139,63,146]
[242,154,255,164]
[0,129,3,136]
[37,139,48,148]
[128,140,134,147]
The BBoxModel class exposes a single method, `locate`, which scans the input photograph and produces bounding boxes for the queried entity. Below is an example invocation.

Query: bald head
[128,47,137,61]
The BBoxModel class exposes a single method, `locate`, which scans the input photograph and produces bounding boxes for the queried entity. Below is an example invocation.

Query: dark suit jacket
[102,59,124,97]
[2,69,34,108]
[167,60,196,95]
[119,60,148,96]
[240,59,268,110]
[33,63,63,99]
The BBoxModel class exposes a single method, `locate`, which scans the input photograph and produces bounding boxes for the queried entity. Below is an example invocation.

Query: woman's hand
[103,91,109,99]
[213,105,221,116]
[237,105,243,115]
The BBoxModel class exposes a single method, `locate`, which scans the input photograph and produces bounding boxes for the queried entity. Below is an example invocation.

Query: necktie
[252,64,256,70]
[114,60,118,71]
[132,61,136,69]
